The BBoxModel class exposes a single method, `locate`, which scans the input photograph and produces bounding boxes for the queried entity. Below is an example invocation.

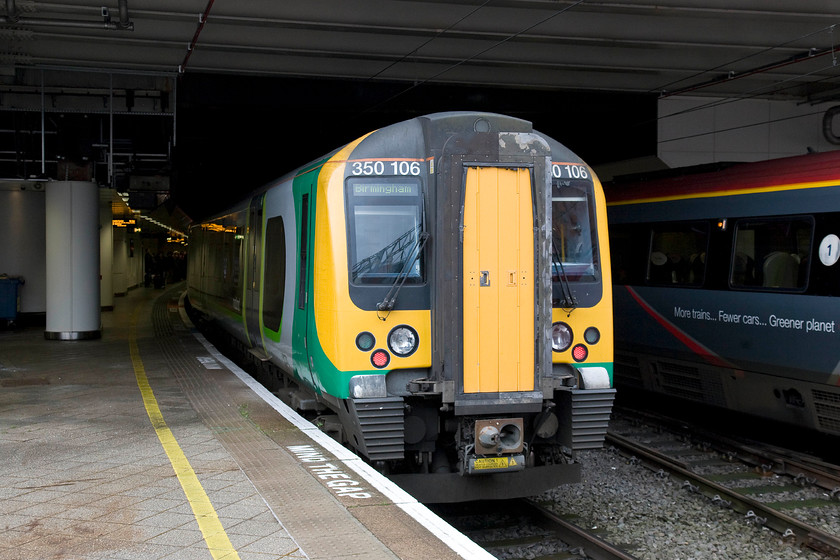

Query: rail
[606,431,840,557]
[521,499,640,560]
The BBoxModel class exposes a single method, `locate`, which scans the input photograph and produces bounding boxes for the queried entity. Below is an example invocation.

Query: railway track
[520,499,639,560]
[608,411,840,557]
[198,304,839,558]
[433,499,640,560]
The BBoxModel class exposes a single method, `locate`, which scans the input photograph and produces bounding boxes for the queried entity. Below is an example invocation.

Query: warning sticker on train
[474,456,517,470]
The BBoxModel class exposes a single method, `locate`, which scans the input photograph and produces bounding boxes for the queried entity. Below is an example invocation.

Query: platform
[0,284,493,560]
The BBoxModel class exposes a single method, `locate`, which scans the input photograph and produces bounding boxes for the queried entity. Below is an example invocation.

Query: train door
[245,194,265,355]
[462,166,535,393]
[292,188,318,390]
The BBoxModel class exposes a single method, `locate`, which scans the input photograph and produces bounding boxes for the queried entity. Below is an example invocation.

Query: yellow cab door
[462,166,535,393]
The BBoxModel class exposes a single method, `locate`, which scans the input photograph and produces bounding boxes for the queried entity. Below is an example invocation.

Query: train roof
[192,111,586,224]
[605,150,840,206]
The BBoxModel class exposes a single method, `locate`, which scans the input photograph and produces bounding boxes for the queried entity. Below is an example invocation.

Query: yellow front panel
[551,171,613,367]
[463,167,534,393]
[312,142,432,372]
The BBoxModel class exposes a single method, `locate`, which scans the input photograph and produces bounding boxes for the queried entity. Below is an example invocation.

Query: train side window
[647,222,709,286]
[262,216,286,332]
[729,217,813,291]
[197,214,244,311]
[610,225,647,285]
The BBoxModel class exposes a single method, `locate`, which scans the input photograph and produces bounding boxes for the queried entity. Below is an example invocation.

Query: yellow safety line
[129,308,241,560]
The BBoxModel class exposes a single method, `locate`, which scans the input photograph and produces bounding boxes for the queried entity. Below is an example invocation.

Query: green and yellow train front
[296,114,614,501]
[188,113,615,502]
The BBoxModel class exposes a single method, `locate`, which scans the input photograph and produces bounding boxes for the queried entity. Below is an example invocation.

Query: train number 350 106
[351,160,422,176]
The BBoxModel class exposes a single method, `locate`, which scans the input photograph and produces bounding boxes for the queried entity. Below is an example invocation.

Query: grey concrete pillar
[45,181,101,340]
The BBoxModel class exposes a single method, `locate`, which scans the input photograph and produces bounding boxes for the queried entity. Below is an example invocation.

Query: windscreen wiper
[552,240,577,312]
[377,231,430,319]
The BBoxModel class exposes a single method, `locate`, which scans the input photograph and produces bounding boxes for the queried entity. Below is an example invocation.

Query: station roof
[3,1,840,103]
[4,1,840,221]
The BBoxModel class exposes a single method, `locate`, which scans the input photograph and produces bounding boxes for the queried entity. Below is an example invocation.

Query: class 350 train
[187,112,615,503]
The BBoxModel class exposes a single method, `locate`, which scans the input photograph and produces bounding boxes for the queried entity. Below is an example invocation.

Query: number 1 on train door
[462,167,535,394]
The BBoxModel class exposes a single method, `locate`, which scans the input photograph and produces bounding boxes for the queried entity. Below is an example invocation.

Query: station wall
[112,227,145,295]
[0,186,46,314]
[658,96,840,167]
[0,186,145,316]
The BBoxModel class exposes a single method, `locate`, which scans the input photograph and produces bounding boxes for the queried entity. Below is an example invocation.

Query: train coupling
[466,417,526,475]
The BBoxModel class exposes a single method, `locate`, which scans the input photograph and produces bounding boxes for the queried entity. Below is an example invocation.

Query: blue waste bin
[0,276,22,322]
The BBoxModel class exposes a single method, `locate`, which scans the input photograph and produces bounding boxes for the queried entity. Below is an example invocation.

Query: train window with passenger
[346,177,425,285]
[551,179,599,283]
[646,222,709,286]
[729,216,813,291]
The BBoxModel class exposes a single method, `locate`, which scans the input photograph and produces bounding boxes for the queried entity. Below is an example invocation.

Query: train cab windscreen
[347,178,425,285]
[551,179,599,284]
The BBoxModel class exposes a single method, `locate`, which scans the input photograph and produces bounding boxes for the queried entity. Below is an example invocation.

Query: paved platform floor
[0,284,490,560]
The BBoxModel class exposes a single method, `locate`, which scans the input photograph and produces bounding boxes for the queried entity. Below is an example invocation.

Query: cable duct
[1,0,134,30]
[179,0,215,73]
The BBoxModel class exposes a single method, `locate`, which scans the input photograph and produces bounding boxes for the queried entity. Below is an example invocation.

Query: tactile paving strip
[151,292,401,560]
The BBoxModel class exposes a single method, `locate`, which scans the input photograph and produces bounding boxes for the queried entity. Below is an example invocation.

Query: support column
[45,181,101,340]
[99,190,114,311]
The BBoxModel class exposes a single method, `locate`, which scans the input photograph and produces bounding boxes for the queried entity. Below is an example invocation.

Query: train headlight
[388,325,418,357]
[584,327,600,344]
[551,322,573,352]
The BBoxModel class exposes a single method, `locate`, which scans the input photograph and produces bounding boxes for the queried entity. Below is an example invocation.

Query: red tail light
[371,349,390,368]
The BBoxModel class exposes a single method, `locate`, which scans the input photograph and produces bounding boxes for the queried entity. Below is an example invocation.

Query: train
[606,150,840,438]
[186,111,615,503]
